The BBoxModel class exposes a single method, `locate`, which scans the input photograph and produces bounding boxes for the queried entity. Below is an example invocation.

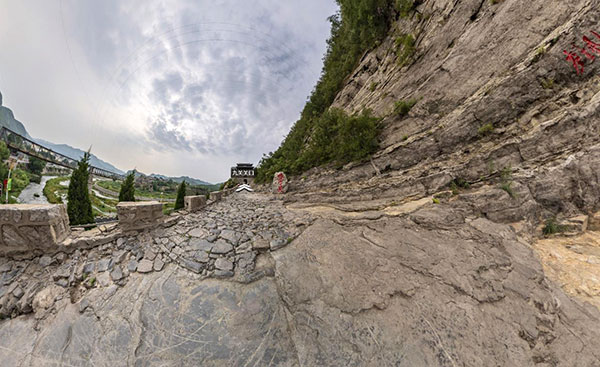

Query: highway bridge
[0,126,124,180]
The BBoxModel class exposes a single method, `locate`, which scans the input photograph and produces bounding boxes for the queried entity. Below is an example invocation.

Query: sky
[0,0,338,183]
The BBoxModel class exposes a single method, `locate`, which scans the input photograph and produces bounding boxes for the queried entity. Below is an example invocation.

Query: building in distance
[230,163,255,185]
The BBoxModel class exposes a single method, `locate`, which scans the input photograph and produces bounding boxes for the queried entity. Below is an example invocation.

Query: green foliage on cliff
[394,98,417,117]
[395,0,417,17]
[67,152,94,225]
[394,33,415,66]
[256,0,394,183]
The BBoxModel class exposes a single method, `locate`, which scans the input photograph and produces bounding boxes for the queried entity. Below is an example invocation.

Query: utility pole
[5,159,16,203]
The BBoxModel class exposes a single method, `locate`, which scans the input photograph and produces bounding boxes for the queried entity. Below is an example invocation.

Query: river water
[17,176,56,204]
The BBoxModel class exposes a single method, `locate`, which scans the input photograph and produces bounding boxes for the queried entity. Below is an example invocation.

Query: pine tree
[119,171,136,202]
[67,152,94,225]
[175,181,186,210]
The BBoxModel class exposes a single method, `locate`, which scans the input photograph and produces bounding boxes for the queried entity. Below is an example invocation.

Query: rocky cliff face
[2,1,600,366]
[293,0,600,210]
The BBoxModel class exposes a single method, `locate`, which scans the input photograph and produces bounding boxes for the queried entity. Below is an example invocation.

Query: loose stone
[110,266,124,281]
[39,256,53,267]
[12,287,23,299]
[127,260,138,273]
[83,263,95,275]
[153,258,164,271]
[137,259,154,273]
[182,260,204,274]
[96,259,111,272]
[270,239,287,251]
[211,240,233,254]
[215,258,234,271]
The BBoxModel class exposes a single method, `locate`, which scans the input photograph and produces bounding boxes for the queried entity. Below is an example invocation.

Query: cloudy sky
[0,0,338,183]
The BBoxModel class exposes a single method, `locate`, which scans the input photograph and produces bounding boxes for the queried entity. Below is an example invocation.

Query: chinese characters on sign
[231,169,255,177]
[564,30,600,75]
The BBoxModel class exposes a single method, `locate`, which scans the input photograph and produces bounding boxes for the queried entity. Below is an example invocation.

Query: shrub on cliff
[395,0,416,17]
[175,181,186,210]
[119,171,136,202]
[67,152,94,225]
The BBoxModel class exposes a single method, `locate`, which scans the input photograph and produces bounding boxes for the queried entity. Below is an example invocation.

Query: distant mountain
[0,89,123,174]
[0,91,33,140]
[35,139,125,175]
[149,173,213,186]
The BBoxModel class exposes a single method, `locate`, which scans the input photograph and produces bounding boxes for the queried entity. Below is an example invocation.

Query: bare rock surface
[3,0,600,365]
[1,193,600,365]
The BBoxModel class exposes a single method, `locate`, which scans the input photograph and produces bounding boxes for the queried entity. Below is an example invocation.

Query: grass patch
[395,33,416,67]
[450,178,470,195]
[543,218,565,236]
[532,45,546,63]
[395,0,416,18]
[541,78,554,89]
[499,182,515,198]
[369,81,378,92]
[394,99,417,117]
[478,123,494,137]
[43,176,69,204]
[499,166,517,198]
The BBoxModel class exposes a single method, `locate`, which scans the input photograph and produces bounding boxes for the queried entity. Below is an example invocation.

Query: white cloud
[0,0,338,182]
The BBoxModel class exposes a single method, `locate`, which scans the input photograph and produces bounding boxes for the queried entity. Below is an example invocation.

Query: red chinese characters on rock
[564,31,600,75]
[277,172,285,193]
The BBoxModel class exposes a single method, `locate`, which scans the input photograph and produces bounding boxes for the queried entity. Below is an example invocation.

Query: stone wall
[184,195,206,212]
[222,188,235,197]
[116,201,163,232]
[0,204,70,257]
[209,191,223,202]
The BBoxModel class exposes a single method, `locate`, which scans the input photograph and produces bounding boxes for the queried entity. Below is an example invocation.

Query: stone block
[560,215,589,234]
[0,204,70,257]
[116,201,163,232]
[184,195,207,212]
[209,191,223,202]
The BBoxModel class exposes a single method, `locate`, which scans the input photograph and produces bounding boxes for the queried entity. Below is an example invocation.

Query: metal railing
[0,126,124,180]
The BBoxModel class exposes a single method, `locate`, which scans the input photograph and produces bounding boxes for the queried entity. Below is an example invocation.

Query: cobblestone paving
[0,192,314,319]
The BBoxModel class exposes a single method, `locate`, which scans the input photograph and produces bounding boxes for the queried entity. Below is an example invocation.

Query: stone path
[0,192,313,320]
[2,192,600,366]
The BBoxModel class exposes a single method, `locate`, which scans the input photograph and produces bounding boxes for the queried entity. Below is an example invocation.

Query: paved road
[17,176,56,204]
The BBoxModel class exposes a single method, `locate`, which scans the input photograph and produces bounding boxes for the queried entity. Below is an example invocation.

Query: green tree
[67,152,94,225]
[0,141,10,183]
[175,181,186,210]
[27,157,46,176]
[119,171,136,202]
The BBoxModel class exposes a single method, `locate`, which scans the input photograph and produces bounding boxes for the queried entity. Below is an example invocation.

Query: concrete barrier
[116,201,163,232]
[184,195,207,212]
[0,204,70,256]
